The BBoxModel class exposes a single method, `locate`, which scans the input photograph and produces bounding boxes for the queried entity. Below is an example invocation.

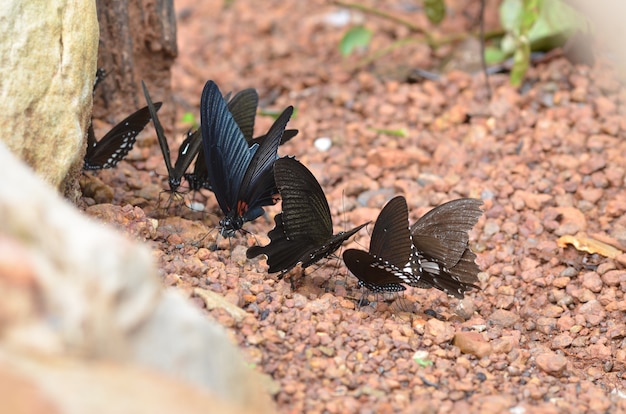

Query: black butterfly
[141,81,203,193]
[200,80,293,237]
[83,71,160,170]
[186,88,298,191]
[344,196,483,298]
[84,105,160,170]
[247,157,369,278]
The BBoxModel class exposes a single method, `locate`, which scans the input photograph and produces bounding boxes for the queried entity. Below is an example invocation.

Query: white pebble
[188,201,205,212]
[314,137,332,152]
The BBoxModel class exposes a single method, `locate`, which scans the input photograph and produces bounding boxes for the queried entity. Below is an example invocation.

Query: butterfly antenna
[189,225,218,249]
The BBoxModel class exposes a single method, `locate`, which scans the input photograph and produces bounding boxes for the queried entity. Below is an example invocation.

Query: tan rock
[535,352,568,376]
[453,331,492,358]
[0,0,98,193]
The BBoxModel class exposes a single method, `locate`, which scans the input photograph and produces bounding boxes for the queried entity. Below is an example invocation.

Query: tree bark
[94,0,177,125]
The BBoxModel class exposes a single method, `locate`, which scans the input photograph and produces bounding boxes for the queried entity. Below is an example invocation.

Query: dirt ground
[82,1,626,412]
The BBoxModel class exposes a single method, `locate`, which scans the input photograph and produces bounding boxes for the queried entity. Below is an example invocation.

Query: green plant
[180,111,199,130]
[494,0,587,86]
[367,126,408,137]
[336,0,589,87]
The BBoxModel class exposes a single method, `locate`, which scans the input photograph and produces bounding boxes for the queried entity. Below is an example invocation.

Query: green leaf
[413,357,433,367]
[484,46,508,64]
[368,127,408,137]
[339,26,372,57]
[527,0,585,51]
[424,0,446,24]
[500,0,523,33]
[180,112,199,129]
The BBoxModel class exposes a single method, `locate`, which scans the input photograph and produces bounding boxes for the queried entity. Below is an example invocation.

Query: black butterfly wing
[247,157,331,274]
[343,196,412,292]
[249,158,368,275]
[200,80,252,216]
[184,129,211,191]
[186,88,260,192]
[254,128,299,146]
[343,250,407,293]
[236,106,293,222]
[410,198,483,269]
[227,88,258,143]
[274,157,333,243]
[409,249,480,298]
[173,128,203,188]
[83,104,159,170]
[369,196,412,267]
[408,198,483,298]
[141,81,173,175]
[86,123,97,150]
[93,68,107,93]
[247,213,315,275]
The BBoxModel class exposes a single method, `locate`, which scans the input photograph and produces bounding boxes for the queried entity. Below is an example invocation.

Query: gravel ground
[81,1,626,412]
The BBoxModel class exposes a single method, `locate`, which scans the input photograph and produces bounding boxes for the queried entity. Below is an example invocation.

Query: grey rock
[0,143,274,413]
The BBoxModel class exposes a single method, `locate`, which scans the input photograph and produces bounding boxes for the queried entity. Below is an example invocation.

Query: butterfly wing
[227,88,258,143]
[247,157,333,274]
[141,81,173,176]
[343,250,407,293]
[247,213,316,275]
[200,80,252,216]
[249,158,368,275]
[93,68,107,93]
[172,128,202,188]
[408,198,483,298]
[184,129,211,191]
[276,157,368,269]
[83,104,159,170]
[409,249,480,298]
[254,128,299,146]
[236,106,293,222]
[369,196,412,267]
[274,157,333,243]
[410,198,483,269]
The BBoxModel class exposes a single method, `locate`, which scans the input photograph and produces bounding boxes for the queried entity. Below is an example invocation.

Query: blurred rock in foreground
[0,141,274,414]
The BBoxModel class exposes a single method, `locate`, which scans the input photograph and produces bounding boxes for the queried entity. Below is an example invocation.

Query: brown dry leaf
[193,287,248,322]
[557,234,623,258]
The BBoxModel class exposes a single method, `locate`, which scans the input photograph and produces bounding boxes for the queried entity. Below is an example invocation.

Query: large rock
[0,142,275,414]
[0,0,98,195]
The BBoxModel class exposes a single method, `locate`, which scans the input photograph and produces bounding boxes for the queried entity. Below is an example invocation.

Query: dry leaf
[557,234,622,258]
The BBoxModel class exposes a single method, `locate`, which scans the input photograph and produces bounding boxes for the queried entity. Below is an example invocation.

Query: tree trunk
[94,0,177,125]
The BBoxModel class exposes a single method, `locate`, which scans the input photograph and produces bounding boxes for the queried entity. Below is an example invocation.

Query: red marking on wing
[237,200,249,215]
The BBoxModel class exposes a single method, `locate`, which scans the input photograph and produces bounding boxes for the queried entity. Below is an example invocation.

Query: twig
[351,37,420,71]
[479,0,492,99]
[333,0,435,45]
